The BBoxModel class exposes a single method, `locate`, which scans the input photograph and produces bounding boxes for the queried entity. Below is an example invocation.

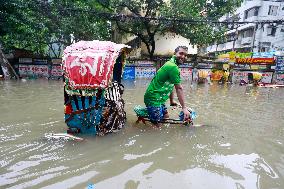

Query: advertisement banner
[261,72,273,83]
[51,65,63,77]
[219,51,276,63]
[217,52,253,62]
[135,67,156,78]
[252,51,275,58]
[274,74,284,84]
[64,53,118,89]
[136,60,155,67]
[236,58,275,64]
[180,68,192,80]
[197,63,213,69]
[33,65,49,77]
[19,58,32,64]
[275,56,284,73]
[123,66,135,80]
[18,65,49,77]
[52,59,62,64]
[217,53,230,62]
[18,64,30,76]
[34,59,48,64]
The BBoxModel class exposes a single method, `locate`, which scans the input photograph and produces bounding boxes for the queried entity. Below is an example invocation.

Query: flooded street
[1,79,284,189]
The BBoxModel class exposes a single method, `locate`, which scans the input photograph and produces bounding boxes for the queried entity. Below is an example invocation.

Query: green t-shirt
[144,56,181,106]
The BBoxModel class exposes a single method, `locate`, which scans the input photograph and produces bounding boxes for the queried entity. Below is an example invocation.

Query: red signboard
[64,54,118,89]
[63,41,130,89]
[51,65,63,77]
[236,58,275,64]
[18,65,49,77]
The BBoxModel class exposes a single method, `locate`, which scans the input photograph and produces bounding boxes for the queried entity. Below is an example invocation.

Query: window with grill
[242,28,254,38]
[226,34,236,42]
[244,7,259,19]
[267,27,277,36]
[268,5,278,16]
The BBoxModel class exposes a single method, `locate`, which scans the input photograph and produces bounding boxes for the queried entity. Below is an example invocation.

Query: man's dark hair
[174,46,188,53]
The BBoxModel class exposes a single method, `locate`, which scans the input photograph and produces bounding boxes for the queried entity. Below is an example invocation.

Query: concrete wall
[140,32,197,56]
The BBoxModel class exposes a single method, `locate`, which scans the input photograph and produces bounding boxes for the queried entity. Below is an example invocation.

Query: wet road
[0,79,284,189]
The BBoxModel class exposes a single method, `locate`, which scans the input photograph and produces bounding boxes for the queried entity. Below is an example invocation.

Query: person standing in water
[144,46,191,127]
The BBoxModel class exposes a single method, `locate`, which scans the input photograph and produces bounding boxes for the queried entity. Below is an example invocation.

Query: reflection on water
[0,79,284,189]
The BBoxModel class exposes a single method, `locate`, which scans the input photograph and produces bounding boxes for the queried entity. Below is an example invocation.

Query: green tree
[0,0,111,57]
[0,0,22,78]
[0,0,112,78]
[107,0,241,59]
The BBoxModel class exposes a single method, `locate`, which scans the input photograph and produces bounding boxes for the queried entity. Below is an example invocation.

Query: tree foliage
[162,0,241,45]
[108,0,242,59]
[0,0,111,57]
[0,0,242,59]
[108,0,168,59]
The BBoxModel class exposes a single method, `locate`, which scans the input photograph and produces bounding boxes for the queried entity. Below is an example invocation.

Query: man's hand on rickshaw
[182,107,191,121]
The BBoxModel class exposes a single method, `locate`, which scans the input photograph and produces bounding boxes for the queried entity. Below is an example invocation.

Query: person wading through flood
[144,46,191,127]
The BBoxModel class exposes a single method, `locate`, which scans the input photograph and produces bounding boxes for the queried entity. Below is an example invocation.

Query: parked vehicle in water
[62,40,130,136]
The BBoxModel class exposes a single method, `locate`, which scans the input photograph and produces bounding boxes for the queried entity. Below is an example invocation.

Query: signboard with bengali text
[122,66,135,80]
[274,73,284,84]
[135,67,156,78]
[51,65,63,77]
[19,65,49,77]
[33,65,49,77]
[275,56,284,73]
[236,58,275,64]
[180,68,192,80]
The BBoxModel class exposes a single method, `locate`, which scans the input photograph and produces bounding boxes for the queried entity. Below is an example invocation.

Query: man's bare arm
[169,91,178,106]
[174,84,190,120]
[174,84,186,108]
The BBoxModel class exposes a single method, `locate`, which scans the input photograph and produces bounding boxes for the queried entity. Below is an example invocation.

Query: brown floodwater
[0,79,284,189]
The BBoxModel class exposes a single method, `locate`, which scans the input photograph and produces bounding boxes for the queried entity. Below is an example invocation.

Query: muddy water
[0,79,284,189]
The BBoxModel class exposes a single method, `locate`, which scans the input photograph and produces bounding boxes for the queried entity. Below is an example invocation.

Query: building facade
[115,31,197,59]
[201,0,284,55]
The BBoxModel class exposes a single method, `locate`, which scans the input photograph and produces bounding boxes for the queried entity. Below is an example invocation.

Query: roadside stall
[216,51,276,84]
[232,56,275,84]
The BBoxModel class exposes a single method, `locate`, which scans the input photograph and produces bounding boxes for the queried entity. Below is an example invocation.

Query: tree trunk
[0,48,19,79]
[149,35,155,60]
[140,38,155,60]
[148,47,154,60]
[145,39,155,60]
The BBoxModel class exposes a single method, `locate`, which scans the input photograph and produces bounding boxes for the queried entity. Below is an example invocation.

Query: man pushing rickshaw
[135,46,196,127]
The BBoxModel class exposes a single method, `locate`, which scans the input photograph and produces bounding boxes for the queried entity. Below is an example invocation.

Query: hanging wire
[57,7,284,26]
[3,2,283,27]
